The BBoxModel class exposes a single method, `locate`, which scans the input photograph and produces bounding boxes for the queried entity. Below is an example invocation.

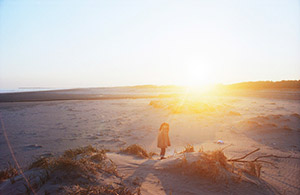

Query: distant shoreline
[1,81,299,102]
[1,80,299,95]
[0,88,300,103]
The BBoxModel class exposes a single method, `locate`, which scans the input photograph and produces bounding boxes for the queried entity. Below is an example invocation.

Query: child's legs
[160,148,166,156]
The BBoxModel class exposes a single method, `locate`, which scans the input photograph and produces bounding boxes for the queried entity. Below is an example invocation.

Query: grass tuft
[63,145,97,159]
[0,145,139,194]
[29,157,50,170]
[180,144,195,153]
[0,162,18,181]
[189,150,227,181]
[90,150,106,162]
[175,147,265,183]
[120,144,149,158]
[148,152,158,158]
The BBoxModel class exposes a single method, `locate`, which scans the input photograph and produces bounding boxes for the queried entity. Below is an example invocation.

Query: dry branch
[228,148,260,161]
[220,144,233,151]
[253,154,300,161]
[227,148,300,169]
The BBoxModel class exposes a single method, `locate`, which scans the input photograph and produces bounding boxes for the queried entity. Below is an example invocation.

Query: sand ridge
[0,91,300,194]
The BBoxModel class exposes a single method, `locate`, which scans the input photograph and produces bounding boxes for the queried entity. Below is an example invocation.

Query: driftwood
[228,148,260,161]
[220,144,233,151]
[253,154,300,161]
[230,159,277,168]
[227,148,300,171]
[229,148,300,162]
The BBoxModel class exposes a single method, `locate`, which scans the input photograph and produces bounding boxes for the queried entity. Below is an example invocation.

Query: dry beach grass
[0,146,137,194]
[1,88,300,194]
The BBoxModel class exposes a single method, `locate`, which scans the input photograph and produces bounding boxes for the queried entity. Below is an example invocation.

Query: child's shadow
[124,157,174,194]
[123,156,280,195]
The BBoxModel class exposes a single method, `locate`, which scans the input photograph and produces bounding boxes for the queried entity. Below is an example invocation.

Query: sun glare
[183,64,216,92]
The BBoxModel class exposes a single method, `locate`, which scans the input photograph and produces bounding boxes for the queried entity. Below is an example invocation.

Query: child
[157,122,171,159]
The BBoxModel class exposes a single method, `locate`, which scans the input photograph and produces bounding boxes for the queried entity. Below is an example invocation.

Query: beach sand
[0,89,300,194]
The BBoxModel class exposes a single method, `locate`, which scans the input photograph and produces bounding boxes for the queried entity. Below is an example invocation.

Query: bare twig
[227,149,300,169]
[253,154,300,161]
[227,159,275,166]
[220,144,233,151]
[228,148,260,161]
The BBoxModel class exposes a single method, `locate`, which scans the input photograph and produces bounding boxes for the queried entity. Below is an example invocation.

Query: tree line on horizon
[130,80,300,90]
[222,80,300,90]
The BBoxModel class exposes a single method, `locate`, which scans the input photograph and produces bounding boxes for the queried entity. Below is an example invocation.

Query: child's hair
[159,122,169,131]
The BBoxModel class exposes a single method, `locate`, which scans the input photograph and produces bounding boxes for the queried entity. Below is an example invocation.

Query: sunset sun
[0,0,299,194]
[184,64,215,88]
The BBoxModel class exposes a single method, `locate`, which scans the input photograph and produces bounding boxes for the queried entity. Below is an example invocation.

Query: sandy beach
[1,0,299,193]
[0,88,299,194]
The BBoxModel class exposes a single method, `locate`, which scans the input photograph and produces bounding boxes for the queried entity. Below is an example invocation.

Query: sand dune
[0,89,300,194]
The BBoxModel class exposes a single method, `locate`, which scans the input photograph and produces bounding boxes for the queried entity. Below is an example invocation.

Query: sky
[0,0,299,89]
